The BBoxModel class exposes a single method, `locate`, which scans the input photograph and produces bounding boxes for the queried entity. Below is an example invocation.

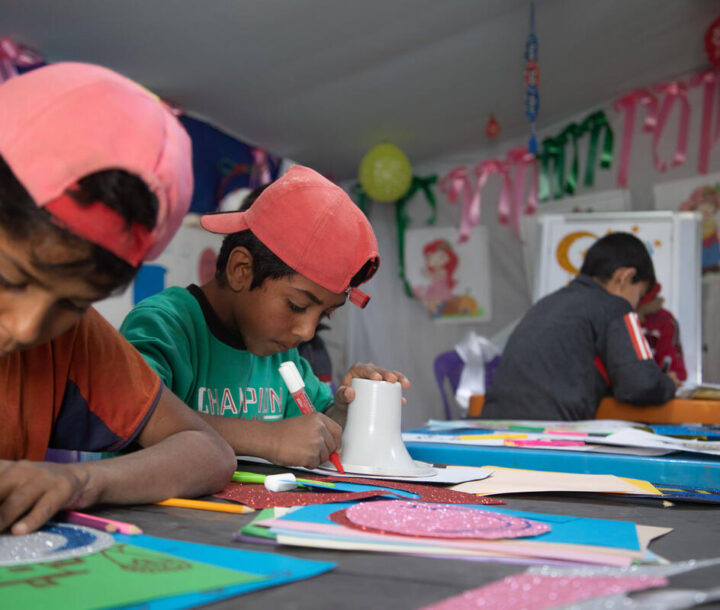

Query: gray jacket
[482,274,675,421]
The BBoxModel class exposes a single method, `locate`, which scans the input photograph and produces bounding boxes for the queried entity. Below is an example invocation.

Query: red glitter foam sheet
[215,476,504,509]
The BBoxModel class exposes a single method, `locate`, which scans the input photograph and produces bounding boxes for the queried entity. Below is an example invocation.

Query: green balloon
[359,143,412,202]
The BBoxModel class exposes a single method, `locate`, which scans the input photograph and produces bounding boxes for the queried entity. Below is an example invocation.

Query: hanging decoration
[537,110,614,201]
[691,70,720,175]
[352,174,437,298]
[524,2,540,154]
[614,67,720,183]
[651,81,690,173]
[614,89,658,187]
[705,15,720,67]
[440,149,537,242]
[485,114,500,139]
[358,143,413,203]
[0,36,43,84]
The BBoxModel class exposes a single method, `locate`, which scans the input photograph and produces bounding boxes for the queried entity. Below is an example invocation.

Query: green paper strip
[240,508,278,541]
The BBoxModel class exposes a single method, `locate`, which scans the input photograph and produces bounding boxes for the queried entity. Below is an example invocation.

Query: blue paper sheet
[276,501,640,551]
[114,534,335,610]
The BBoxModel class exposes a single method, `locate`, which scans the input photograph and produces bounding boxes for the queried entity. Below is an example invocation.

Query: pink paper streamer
[506,147,538,233]
[614,89,658,187]
[344,500,550,540]
[0,37,43,84]
[690,69,720,174]
[422,573,667,610]
[440,166,480,242]
[652,81,690,173]
[249,148,271,188]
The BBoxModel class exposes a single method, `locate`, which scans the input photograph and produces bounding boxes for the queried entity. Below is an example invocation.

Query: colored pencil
[63,510,142,535]
[155,498,255,514]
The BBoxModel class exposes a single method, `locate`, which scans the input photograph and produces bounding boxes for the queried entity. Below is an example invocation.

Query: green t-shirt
[119,285,333,420]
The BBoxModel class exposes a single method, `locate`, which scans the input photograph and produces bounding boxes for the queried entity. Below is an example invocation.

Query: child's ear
[618,267,637,286]
[610,267,636,287]
[225,246,254,292]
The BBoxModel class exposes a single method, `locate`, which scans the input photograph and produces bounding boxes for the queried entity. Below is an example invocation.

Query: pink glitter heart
[344,500,550,540]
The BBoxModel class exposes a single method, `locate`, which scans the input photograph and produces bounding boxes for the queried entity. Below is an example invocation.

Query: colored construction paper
[274,502,641,550]
[269,524,635,567]
[450,466,658,496]
[0,542,265,610]
[341,500,550,539]
[114,534,335,610]
[421,573,667,610]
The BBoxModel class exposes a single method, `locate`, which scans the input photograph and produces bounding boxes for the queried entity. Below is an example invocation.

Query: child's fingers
[0,481,46,535]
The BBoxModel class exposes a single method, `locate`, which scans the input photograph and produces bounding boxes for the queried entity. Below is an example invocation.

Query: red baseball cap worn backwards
[201,165,380,307]
[0,62,193,266]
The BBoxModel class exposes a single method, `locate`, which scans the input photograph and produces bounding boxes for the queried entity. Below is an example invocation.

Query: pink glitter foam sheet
[422,573,668,610]
[343,500,551,540]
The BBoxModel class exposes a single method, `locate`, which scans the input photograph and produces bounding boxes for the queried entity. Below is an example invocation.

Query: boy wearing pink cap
[121,165,410,469]
[0,63,235,535]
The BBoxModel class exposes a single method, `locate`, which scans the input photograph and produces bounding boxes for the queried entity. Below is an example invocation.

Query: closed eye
[288,301,307,313]
[0,274,27,291]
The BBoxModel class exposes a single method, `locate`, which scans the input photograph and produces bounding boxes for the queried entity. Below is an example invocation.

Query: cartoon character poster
[405,227,491,322]
[654,173,720,276]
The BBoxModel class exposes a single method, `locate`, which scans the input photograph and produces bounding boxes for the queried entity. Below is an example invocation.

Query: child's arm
[0,386,235,535]
[325,362,412,426]
[605,313,676,405]
[195,411,343,469]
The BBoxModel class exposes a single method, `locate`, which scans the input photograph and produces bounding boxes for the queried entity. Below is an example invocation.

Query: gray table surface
[96,463,720,609]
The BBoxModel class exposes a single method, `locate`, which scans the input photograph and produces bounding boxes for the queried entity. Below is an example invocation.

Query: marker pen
[279,361,345,474]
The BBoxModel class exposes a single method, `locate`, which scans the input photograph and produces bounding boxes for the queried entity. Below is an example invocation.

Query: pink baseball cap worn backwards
[0,62,193,266]
[201,165,380,307]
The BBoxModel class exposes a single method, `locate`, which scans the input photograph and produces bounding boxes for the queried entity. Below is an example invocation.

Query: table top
[95,463,720,610]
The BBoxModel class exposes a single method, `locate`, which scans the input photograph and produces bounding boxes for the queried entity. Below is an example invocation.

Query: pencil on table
[155,498,255,514]
[62,510,143,535]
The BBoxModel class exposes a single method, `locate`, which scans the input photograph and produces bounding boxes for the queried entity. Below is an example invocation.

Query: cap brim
[200,211,251,234]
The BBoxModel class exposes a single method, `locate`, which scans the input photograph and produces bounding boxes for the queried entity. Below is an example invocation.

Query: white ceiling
[3,0,718,180]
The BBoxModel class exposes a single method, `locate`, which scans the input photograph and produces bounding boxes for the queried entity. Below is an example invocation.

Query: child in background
[0,63,236,535]
[482,232,678,421]
[120,165,410,469]
[637,282,687,382]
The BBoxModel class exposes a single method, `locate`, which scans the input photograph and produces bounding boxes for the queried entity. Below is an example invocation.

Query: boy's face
[0,227,112,355]
[232,272,347,357]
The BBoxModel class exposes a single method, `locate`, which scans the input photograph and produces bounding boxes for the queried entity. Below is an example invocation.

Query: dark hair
[579,232,656,286]
[215,228,377,292]
[0,155,158,292]
[238,184,270,212]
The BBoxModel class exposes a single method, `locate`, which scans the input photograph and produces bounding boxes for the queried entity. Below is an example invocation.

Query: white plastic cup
[340,378,432,476]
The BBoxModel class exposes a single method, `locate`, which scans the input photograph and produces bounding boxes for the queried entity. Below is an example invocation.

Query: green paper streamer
[560,123,581,195]
[581,110,614,187]
[538,110,615,201]
[351,182,369,215]
[396,175,438,298]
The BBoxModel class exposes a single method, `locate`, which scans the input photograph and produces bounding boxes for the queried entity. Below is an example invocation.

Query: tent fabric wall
[335,71,720,430]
